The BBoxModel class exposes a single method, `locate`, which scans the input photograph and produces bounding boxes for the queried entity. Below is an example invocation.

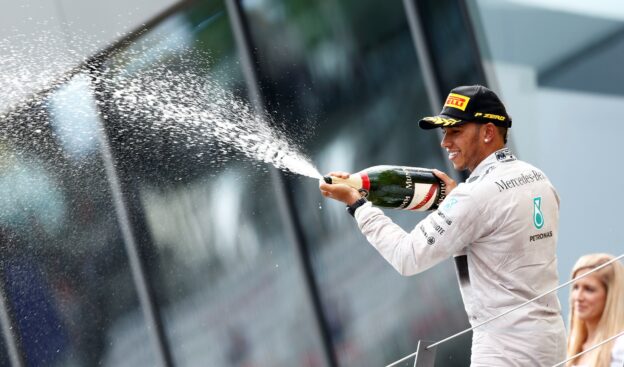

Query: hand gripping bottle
[323,165,446,211]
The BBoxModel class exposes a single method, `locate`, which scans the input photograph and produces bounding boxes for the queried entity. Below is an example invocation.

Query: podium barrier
[413,340,436,367]
[384,340,436,367]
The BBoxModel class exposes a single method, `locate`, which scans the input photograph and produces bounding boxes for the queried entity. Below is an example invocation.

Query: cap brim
[418,115,467,129]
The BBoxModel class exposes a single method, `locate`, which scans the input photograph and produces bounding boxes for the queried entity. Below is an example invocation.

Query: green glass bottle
[323,165,446,211]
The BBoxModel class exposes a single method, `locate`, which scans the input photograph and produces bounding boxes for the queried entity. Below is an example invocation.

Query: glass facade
[241,0,469,365]
[0,332,8,366]
[467,0,624,319]
[97,2,327,366]
[417,0,486,96]
[0,75,156,365]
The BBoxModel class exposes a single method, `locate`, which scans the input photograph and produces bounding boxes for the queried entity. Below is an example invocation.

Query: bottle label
[403,183,439,211]
[390,167,438,211]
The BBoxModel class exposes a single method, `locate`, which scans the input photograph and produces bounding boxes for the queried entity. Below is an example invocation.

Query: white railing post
[385,340,437,367]
[413,340,437,367]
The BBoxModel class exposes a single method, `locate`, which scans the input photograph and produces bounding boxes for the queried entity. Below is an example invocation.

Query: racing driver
[319,85,567,366]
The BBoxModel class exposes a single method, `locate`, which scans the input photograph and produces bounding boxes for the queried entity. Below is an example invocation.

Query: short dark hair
[497,126,508,144]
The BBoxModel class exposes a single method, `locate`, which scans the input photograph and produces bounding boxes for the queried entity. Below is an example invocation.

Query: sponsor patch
[444,93,470,111]
[529,230,552,242]
[495,170,545,192]
[442,197,458,211]
[429,217,446,235]
[419,224,436,246]
[495,148,516,162]
[437,211,453,225]
[475,112,506,121]
[533,196,544,229]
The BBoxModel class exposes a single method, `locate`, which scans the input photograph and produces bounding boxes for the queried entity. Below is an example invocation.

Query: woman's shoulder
[573,335,624,367]
[614,333,624,349]
[613,333,624,365]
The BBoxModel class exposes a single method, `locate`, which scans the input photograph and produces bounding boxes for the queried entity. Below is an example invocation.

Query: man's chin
[450,161,464,171]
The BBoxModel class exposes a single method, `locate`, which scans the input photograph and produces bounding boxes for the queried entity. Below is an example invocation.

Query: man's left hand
[433,169,458,197]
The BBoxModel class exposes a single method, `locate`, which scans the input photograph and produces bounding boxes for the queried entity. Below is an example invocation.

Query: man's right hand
[319,171,362,206]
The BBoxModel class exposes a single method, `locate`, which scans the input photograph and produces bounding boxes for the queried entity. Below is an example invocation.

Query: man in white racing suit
[319,85,567,366]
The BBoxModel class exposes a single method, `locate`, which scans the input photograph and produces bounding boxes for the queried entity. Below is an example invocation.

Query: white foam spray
[0,29,322,180]
[101,57,321,178]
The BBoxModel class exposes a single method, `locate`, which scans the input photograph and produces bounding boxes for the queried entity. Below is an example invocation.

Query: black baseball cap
[418,85,512,129]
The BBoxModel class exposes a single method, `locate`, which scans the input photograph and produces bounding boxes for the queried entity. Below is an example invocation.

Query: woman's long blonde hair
[566,253,624,366]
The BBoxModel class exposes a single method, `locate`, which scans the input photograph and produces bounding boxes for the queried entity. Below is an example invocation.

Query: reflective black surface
[416,0,486,98]
[0,75,155,365]
[242,0,470,365]
[98,2,328,366]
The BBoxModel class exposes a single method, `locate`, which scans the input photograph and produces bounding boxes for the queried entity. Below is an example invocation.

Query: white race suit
[354,148,566,366]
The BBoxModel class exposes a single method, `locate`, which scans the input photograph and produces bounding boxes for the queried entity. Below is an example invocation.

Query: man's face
[440,123,486,172]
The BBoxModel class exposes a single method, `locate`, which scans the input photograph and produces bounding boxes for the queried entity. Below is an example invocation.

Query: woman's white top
[572,334,624,367]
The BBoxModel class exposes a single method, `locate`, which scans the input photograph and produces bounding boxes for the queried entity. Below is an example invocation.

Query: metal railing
[386,253,624,367]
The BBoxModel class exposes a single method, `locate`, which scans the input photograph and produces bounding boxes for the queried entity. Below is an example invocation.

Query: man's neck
[469,144,506,172]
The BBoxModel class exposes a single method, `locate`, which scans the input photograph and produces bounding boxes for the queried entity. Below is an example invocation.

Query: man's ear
[483,123,497,143]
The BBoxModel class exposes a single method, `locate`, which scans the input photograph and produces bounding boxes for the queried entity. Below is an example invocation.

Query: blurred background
[0,0,622,366]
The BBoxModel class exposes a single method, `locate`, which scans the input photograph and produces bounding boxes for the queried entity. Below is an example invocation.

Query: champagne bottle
[323,165,446,211]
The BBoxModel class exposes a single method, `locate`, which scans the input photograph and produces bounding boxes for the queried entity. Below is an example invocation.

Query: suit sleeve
[354,186,485,276]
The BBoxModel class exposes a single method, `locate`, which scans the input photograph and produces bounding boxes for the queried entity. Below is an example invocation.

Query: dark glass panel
[416,0,486,96]
[0,74,156,366]
[0,331,10,366]
[98,2,327,366]
[243,0,471,365]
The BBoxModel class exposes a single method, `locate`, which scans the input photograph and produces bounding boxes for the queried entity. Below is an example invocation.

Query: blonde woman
[567,253,624,366]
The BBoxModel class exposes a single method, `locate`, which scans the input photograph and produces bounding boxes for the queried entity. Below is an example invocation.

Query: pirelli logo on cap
[444,93,470,111]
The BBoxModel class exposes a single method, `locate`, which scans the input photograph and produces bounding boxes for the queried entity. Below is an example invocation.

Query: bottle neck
[330,174,363,190]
